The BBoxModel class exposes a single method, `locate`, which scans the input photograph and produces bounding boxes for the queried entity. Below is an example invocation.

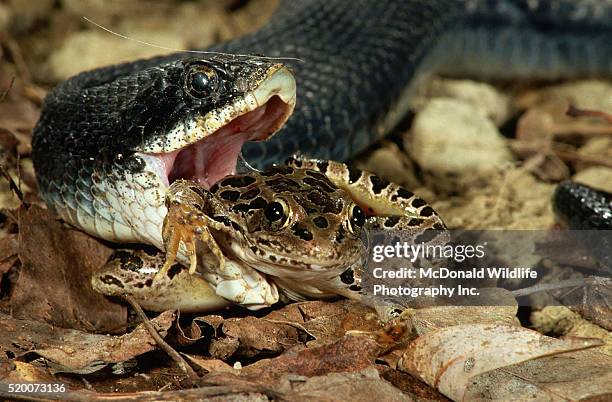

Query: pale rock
[62,0,137,16]
[576,137,612,172]
[6,0,54,33]
[48,30,185,81]
[538,80,612,112]
[355,142,420,189]
[0,4,11,33]
[414,78,512,126]
[573,167,612,193]
[406,97,514,192]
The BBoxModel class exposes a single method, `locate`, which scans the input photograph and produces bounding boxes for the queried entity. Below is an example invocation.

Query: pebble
[538,80,612,112]
[573,167,612,193]
[406,97,514,192]
[48,30,185,81]
[413,78,512,126]
[0,4,11,34]
[355,142,420,189]
[5,0,54,34]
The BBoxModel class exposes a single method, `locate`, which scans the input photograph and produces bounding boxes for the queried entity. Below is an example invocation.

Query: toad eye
[264,199,290,227]
[186,66,218,97]
[348,204,365,235]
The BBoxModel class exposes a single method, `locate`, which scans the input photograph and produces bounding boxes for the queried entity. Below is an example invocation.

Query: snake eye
[264,199,290,228]
[186,66,218,98]
[348,204,366,234]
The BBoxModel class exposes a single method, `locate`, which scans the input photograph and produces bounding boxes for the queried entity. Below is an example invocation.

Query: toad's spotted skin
[92,156,447,312]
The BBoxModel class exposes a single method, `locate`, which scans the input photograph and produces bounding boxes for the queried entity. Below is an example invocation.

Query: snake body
[33,0,612,246]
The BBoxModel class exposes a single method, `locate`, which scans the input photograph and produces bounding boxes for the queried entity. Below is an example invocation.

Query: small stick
[122,294,199,385]
[511,278,587,297]
[0,77,15,103]
[0,164,24,202]
[567,105,612,124]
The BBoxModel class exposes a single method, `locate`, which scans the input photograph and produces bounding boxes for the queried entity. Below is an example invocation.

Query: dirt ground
[0,0,611,400]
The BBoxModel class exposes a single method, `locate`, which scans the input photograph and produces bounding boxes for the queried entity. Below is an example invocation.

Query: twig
[551,146,612,168]
[3,38,32,85]
[567,105,612,124]
[0,77,15,103]
[510,140,612,169]
[122,294,199,385]
[511,278,588,297]
[0,164,24,202]
[262,318,319,339]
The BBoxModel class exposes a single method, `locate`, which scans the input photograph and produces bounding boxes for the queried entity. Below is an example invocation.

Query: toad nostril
[291,223,313,241]
[313,216,329,228]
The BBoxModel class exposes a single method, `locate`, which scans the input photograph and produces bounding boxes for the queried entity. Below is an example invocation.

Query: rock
[406,97,514,193]
[48,30,185,81]
[531,306,611,356]
[576,137,612,172]
[6,0,54,34]
[355,142,420,189]
[414,78,512,126]
[529,80,612,112]
[47,0,273,80]
[573,167,612,193]
[0,4,11,34]
[434,168,555,229]
[62,0,134,16]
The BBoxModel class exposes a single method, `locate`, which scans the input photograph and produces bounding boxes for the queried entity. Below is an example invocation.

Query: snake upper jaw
[140,64,296,190]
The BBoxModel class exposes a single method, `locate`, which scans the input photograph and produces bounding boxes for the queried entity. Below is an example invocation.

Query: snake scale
[32,0,612,287]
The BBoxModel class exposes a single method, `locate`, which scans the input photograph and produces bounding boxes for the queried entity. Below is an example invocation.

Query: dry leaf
[10,205,125,332]
[398,323,603,401]
[277,367,412,402]
[409,303,519,336]
[181,300,379,360]
[465,349,612,400]
[0,310,175,374]
[1,361,63,384]
[240,335,382,384]
[0,233,18,289]
[182,354,234,375]
[553,276,612,331]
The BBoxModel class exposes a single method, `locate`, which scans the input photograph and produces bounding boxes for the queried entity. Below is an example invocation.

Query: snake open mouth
[141,66,296,190]
[161,95,291,189]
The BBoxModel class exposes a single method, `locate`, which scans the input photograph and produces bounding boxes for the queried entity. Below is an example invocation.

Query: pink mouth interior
[151,95,289,189]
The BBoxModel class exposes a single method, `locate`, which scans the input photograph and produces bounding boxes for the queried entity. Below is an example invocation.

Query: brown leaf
[553,276,612,331]
[0,233,18,288]
[0,91,39,142]
[465,349,612,400]
[266,300,381,346]
[198,314,301,360]
[183,354,234,375]
[398,323,603,401]
[10,205,126,332]
[240,335,382,384]
[381,368,450,402]
[277,367,412,402]
[1,361,58,383]
[0,310,175,374]
[397,302,519,340]
[184,300,380,361]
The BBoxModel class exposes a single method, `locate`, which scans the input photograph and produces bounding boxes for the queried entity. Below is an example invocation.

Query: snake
[31,1,612,310]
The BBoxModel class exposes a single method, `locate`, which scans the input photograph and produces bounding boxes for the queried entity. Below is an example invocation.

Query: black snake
[32,0,612,246]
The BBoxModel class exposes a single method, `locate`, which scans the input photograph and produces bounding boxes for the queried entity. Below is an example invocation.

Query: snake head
[130,55,296,190]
